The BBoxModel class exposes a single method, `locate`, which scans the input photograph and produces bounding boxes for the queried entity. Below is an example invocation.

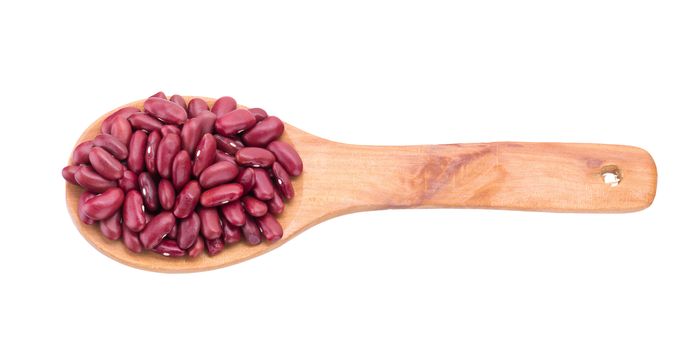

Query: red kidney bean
[101,106,139,135]
[118,170,138,192]
[221,201,246,226]
[267,141,303,176]
[140,211,175,249]
[268,190,285,215]
[144,97,187,125]
[156,133,181,179]
[110,117,133,147]
[72,141,93,165]
[129,112,164,132]
[83,187,124,221]
[160,124,181,136]
[170,94,187,110]
[89,146,124,180]
[215,109,256,136]
[94,134,128,160]
[188,236,205,257]
[100,210,122,240]
[195,110,216,134]
[187,98,209,118]
[199,161,239,189]
[235,167,256,194]
[222,219,242,244]
[271,162,295,199]
[252,168,275,200]
[242,117,284,147]
[171,150,192,191]
[236,147,275,168]
[173,180,201,218]
[211,96,237,116]
[166,220,179,239]
[177,211,200,250]
[214,134,245,155]
[158,179,176,211]
[241,216,262,245]
[153,239,185,257]
[138,172,159,212]
[62,165,82,185]
[200,183,244,207]
[215,150,237,165]
[198,207,222,239]
[145,130,161,174]
[78,192,96,225]
[123,190,147,232]
[247,107,268,122]
[257,214,283,242]
[181,117,204,156]
[205,238,224,256]
[126,130,146,173]
[74,166,116,193]
[242,196,268,217]
[150,91,167,99]
[192,133,216,177]
[145,212,153,224]
[122,224,143,253]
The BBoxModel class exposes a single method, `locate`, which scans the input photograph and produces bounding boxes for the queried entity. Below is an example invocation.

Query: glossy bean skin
[72,141,93,165]
[156,133,181,179]
[271,162,295,199]
[177,211,200,250]
[247,107,268,122]
[150,91,167,99]
[187,98,209,118]
[199,161,239,189]
[241,117,284,147]
[153,239,185,257]
[160,124,181,136]
[167,221,179,239]
[214,134,244,155]
[235,167,256,194]
[235,147,275,168]
[144,97,187,125]
[101,107,139,135]
[139,211,176,249]
[194,110,216,134]
[62,165,82,185]
[100,211,122,240]
[222,219,242,244]
[200,183,244,207]
[215,150,237,165]
[241,215,262,245]
[268,190,285,215]
[83,187,124,221]
[188,236,205,257]
[145,130,162,174]
[205,238,224,256]
[257,213,283,242]
[122,224,143,253]
[181,118,204,156]
[158,179,176,211]
[138,172,159,212]
[129,112,164,132]
[110,117,133,147]
[118,170,138,192]
[192,133,216,177]
[267,141,303,176]
[89,146,124,180]
[170,94,187,110]
[252,168,275,200]
[75,166,117,193]
[126,130,146,173]
[123,190,147,232]
[173,180,201,218]
[215,109,256,136]
[171,150,192,191]
[211,96,237,116]
[198,207,222,239]
[221,201,246,226]
[242,196,268,217]
[78,192,96,225]
[94,134,128,160]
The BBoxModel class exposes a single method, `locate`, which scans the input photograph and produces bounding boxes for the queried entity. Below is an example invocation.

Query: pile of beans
[62,92,303,257]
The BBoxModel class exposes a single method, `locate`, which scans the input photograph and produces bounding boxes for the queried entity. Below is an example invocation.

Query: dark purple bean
[222,218,242,244]
[62,165,82,185]
[167,221,178,239]
[89,146,124,180]
[215,109,256,136]
[198,207,222,240]
[127,130,147,173]
[215,150,237,165]
[150,91,167,99]
[173,180,201,219]
[257,213,283,242]
[241,117,284,147]
[241,216,262,245]
[211,96,237,116]
[199,161,239,189]
[268,190,285,215]
[267,140,303,176]
[138,172,159,212]
[235,147,275,168]
[170,94,187,110]
[158,179,176,211]
[236,167,256,194]
[200,183,244,207]
[118,170,138,193]
[247,107,268,122]
[94,134,128,160]
[145,130,161,174]
[156,133,181,179]
[242,196,268,217]
[194,110,216,134]
[214,134,245,155]
[129,112,164,132]
[160,124,181,136]
[177,211,200,250]
[101,107,139,135]
[192,133,216,177]
[144,97,187,125]
[221,201,246,226]
[271,162,295,199]
[78,192,96,225]
[74,166,116,193]
[205,238,224,256]
[153,239,185,257]
[83,187,124,221]
[100,210,122,240]
[140,211,175,249]
[187,98,209,118]
[171,150,192,191]
[72,141,93,165]
[123,190,147,232]
[181,118,204,156]
[122,224,143,253]
[252,168,275,200]
[188,236,205,257]
[110,117,133,147]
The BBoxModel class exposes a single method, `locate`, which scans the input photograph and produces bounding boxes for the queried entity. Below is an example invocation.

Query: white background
[1,1,697,349]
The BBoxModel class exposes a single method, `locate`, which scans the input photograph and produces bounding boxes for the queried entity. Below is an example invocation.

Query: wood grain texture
[66,97,657,272]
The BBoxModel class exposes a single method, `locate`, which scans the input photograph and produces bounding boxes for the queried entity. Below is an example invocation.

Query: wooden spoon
[66,97,657,272]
